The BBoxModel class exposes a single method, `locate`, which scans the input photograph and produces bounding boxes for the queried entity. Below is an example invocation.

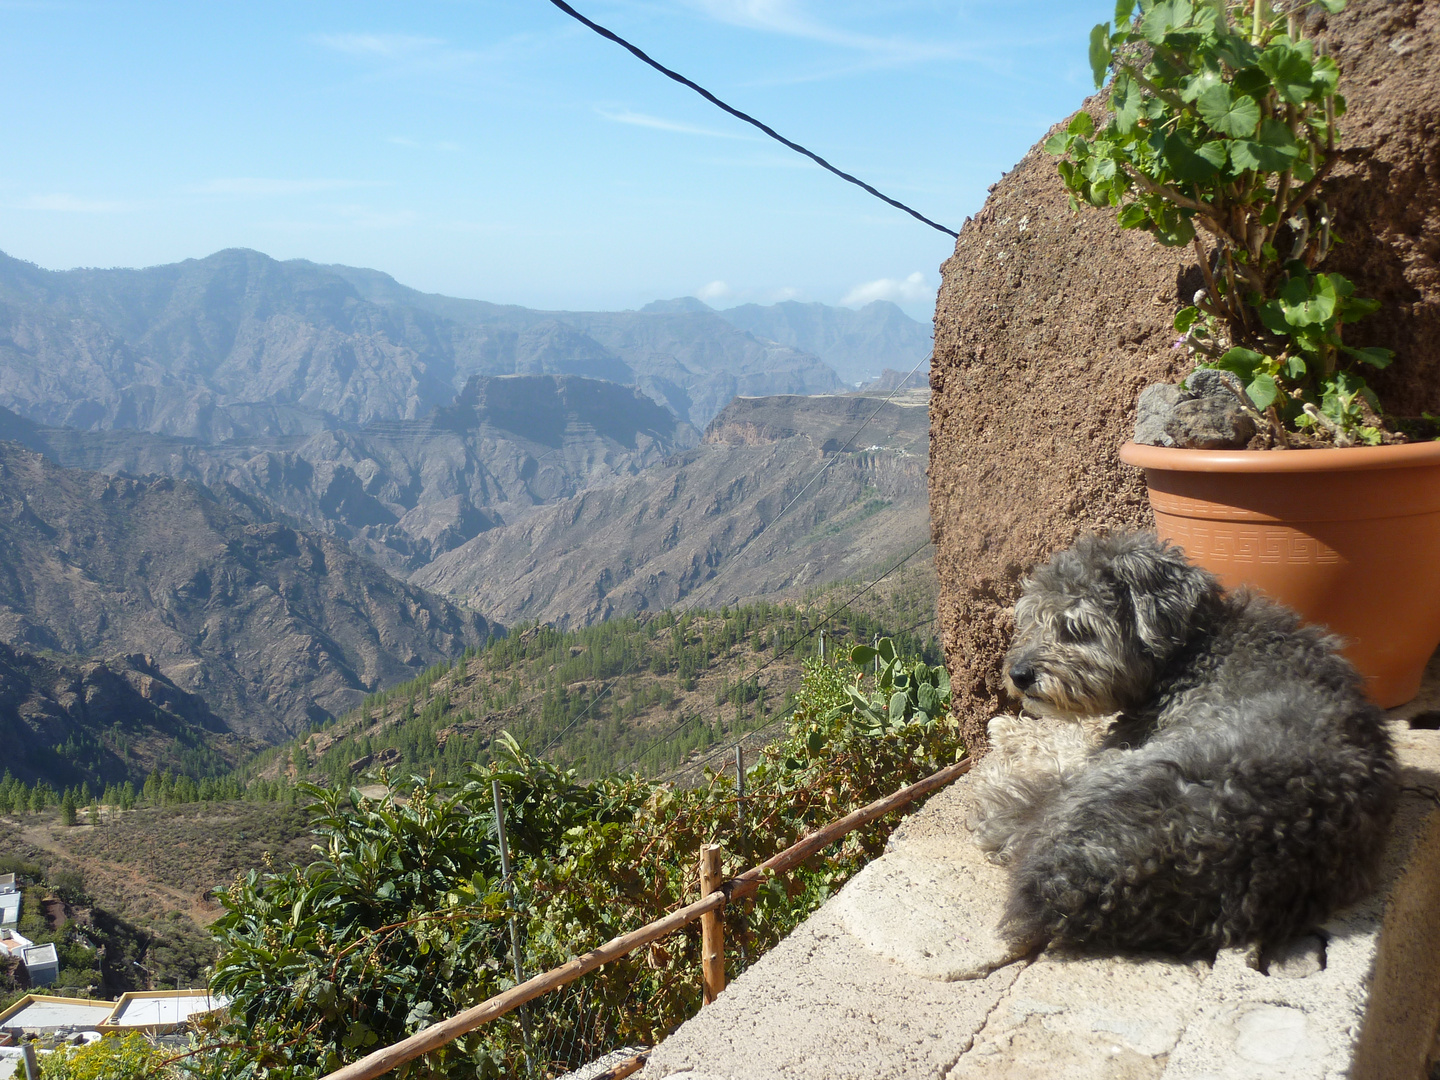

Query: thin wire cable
[543,0,959,239]
[537,357,931,760]
[665,610,941,781]
[622,538,933,772]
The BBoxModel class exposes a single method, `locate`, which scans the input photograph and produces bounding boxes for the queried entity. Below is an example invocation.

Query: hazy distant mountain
[0,248,846,438]
[413,391,931,627]
[0,443,492,741]
[651,298,933,387]
[0,374,699,573]
[329,265,850,424]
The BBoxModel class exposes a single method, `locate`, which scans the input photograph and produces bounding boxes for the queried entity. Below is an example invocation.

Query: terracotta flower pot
[1118,440,1440,708]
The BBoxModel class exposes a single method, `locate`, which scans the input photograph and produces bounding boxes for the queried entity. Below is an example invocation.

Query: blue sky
[0,1,1107,320]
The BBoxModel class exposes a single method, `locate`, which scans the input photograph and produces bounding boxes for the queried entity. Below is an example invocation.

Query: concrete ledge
[642,675,1440,1080]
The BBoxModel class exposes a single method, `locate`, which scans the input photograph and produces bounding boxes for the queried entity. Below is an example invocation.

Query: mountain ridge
[0,248,857,438]
[0,441,493,742]
[0,373,699,573]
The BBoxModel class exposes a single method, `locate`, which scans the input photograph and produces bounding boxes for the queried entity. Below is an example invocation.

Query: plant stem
[1125,65,1192,113]
[1192,235,1224,315]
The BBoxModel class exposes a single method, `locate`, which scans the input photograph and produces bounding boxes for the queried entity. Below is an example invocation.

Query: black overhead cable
[537,360,932,763]
[654,609,940,783]
[621,537,935,773]
[543,0,960,239]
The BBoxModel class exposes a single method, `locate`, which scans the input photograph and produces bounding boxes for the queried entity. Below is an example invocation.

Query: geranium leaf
[1140,0,1194,45]
[1196,85,1260,137]
[1215,347,1267,378]
[1339,345,1394,369]
[1246,373,1279,410]
[1163,132,1226,182]
[1089,23,1113,87]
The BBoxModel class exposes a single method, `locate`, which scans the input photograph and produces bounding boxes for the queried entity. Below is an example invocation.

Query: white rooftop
[0,874,15,894]
[0,997,114,1032]
[0,892,19,927]
[0,929,31,957]
[20,944,57,969]
[106,992,228,1029]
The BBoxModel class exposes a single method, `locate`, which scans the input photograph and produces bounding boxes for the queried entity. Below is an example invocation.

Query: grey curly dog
[970,531,1397,956]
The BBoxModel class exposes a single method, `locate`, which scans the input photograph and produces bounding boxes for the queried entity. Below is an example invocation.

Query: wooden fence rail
[318,754,974,1080]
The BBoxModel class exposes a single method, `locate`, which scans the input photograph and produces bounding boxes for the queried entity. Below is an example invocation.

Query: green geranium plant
[829,636,951,736]
[1045,0,1395,446]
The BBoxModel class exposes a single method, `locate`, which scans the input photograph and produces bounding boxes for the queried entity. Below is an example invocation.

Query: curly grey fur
[970,531,1397,956]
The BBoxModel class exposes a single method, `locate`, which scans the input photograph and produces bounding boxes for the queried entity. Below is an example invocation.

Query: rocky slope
[332,267,853,427]
[928,0,1440,752]
[0,374,698,572]
[414,392,931,627]
[0,248,848,440]
[0,443,492,742]
[0,643,248,788]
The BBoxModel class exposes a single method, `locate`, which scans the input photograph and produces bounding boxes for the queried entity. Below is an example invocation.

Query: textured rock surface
[413,392,931,627]
[929,0,1440,752]
[0,374,698,573]
[641,696,1440,1080]
[0,443,490,742]
[1133,370,1257,450]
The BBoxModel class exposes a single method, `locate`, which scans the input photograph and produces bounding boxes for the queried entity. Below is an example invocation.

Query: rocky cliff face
[0,443,491,741]
[704,392,929,454]
[0,374,699,572]
[415,392,931,627]
[928,0,1440,753]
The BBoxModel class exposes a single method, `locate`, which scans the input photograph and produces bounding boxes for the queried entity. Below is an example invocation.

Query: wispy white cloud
[682,0,961,63]
[695,280,733,302]
[311,31,484,75]
[188,178,385,197]
[16,193,129,212]
[313,33,445,58]
[841,272,933,307]
[596,108,748,140]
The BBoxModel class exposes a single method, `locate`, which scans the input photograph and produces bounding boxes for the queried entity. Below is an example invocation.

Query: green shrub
[204,639,961,1076]
[41,1033,175,1080]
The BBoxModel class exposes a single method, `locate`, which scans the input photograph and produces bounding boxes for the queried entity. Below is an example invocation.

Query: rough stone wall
[930,0,1440,753]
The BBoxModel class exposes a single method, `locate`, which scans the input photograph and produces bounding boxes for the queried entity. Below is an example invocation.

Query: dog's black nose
[1009,661,1037,691]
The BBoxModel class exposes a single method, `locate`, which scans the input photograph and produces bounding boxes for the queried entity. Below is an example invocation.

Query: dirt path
[17,819,223,927]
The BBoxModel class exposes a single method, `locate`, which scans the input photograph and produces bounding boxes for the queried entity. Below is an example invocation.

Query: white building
[20,944,58,988]
[0,875,17,930]
[0,929,32,957]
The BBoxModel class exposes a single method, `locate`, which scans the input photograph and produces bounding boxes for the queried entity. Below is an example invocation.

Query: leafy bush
[41,1033,176,1080]
[204,639,962,1077]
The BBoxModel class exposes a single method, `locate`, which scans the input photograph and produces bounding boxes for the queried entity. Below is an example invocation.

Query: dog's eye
[1060,617,1093,644]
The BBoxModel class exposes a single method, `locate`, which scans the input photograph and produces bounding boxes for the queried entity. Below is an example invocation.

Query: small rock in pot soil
[1134,370,1258,450]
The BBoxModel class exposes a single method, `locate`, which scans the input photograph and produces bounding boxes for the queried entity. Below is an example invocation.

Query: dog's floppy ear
[1105,536,1213,655]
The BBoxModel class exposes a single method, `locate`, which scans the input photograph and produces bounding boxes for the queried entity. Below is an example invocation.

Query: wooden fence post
[699,844,724,1005]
